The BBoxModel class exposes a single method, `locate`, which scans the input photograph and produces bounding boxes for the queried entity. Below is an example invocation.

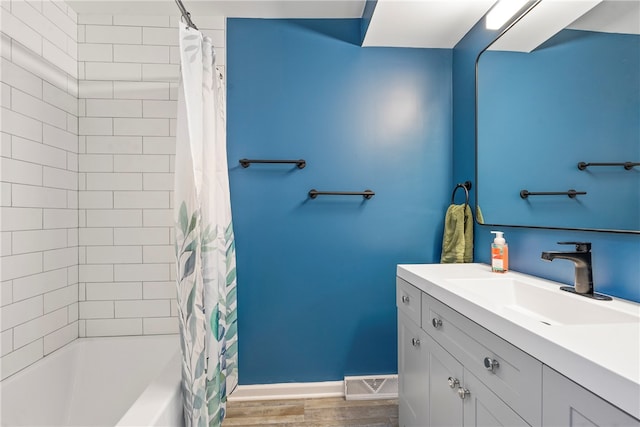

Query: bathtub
[1,335,183,427]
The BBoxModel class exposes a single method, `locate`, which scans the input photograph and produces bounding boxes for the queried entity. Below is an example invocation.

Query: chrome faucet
[541,242,611,301]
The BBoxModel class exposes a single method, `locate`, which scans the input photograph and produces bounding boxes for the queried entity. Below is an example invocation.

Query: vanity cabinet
[542,366,640,427]
[398,312,466,427]
[397,278,537,427]
[421,290,542,426]
[397,280,428,426]
[397,311,430,426]
[398,308,527,427]
[396,263,640,426]
[398,280,463,427]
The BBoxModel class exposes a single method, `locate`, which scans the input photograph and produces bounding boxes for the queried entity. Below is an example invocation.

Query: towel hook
[451,181,472,209]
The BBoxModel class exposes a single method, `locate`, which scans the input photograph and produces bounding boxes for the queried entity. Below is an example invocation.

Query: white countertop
[397,263,640,419]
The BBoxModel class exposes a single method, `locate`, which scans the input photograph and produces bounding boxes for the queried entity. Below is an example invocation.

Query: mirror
[476,0,640,233]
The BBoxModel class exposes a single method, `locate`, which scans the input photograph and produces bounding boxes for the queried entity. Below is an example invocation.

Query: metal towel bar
[578,162,639,171]
[520,189,587,199]
[239,159,306,169]
[308,189,375,200]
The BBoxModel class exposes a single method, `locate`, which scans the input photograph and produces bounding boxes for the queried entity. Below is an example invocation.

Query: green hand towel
[476,205,484,225]
[440,204,473,263]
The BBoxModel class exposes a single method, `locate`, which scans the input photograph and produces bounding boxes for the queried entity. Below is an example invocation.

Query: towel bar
[577,162,639,171]
[520,189,587,199]
[239,159,306,169]
[308,189,375,200]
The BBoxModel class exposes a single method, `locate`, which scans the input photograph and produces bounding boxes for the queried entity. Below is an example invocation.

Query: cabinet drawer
[397,278,421,326]
[422,292,542,427]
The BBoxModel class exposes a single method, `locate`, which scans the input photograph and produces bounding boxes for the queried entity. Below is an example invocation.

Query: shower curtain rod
[174,0,198,30]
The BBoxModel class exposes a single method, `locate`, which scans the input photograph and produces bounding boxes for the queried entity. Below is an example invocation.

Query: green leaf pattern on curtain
[175,25,238,427]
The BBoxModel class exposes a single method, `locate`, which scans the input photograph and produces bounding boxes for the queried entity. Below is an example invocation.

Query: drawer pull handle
[401,295,410,304]
[457,387,470,400]
[411,338,421,347]
[447,377,460,389]
[432,318,442,329]
[484,357,500,372]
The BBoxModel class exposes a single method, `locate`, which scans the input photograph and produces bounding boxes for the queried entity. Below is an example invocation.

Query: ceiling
[489,0,639,53]
[66,0,368,18]
[64,0,640,50]
[66,0,502,48]
[568,0,640,35]
[488,0,602,52]
[362,0,496,48]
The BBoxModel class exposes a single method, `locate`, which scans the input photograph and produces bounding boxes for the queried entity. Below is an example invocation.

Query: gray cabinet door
[463,369,530,427]
[425,332,464,427]
[398,312,429,427]
[542,367,640,427]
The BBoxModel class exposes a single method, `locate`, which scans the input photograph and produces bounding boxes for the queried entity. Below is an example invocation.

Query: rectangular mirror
[476,0,640,233]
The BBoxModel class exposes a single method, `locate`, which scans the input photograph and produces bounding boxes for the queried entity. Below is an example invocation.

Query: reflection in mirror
[476,0,640,233]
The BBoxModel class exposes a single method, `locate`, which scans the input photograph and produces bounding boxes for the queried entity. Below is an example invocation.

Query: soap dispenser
[491,231,509,273]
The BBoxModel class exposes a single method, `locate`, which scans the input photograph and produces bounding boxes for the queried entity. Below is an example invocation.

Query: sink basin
[447,278,639,326]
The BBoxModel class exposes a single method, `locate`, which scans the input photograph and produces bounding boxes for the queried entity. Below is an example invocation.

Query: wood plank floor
[222,397,399,427]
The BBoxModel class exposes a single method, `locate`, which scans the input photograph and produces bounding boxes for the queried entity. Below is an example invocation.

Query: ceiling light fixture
[486,0,529,29]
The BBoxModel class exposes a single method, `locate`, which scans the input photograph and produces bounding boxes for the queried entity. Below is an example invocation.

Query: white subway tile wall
[77,15,226,338]
[1,4,226,376]
[0,0,79,380]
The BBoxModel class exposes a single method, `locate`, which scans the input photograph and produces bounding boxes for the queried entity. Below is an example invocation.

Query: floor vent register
[343,375,398,400]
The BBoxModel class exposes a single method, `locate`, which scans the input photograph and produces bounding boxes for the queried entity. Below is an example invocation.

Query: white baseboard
[228,380,344,402]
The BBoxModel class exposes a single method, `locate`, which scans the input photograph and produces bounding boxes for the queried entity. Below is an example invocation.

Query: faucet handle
[557,242,591,252]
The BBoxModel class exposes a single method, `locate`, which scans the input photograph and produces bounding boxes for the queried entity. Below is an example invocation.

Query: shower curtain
[174,25,238,427]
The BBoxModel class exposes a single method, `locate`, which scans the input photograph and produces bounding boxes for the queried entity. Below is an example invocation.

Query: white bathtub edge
[116,353,183,427]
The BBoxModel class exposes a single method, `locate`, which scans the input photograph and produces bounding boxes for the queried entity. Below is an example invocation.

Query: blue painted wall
[477,30,640,230]
[454,21,640,302]
[227,19,453,384]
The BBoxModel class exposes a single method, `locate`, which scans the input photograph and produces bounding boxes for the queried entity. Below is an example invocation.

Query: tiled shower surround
[1,0,79,380]
[0,1,226,378]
